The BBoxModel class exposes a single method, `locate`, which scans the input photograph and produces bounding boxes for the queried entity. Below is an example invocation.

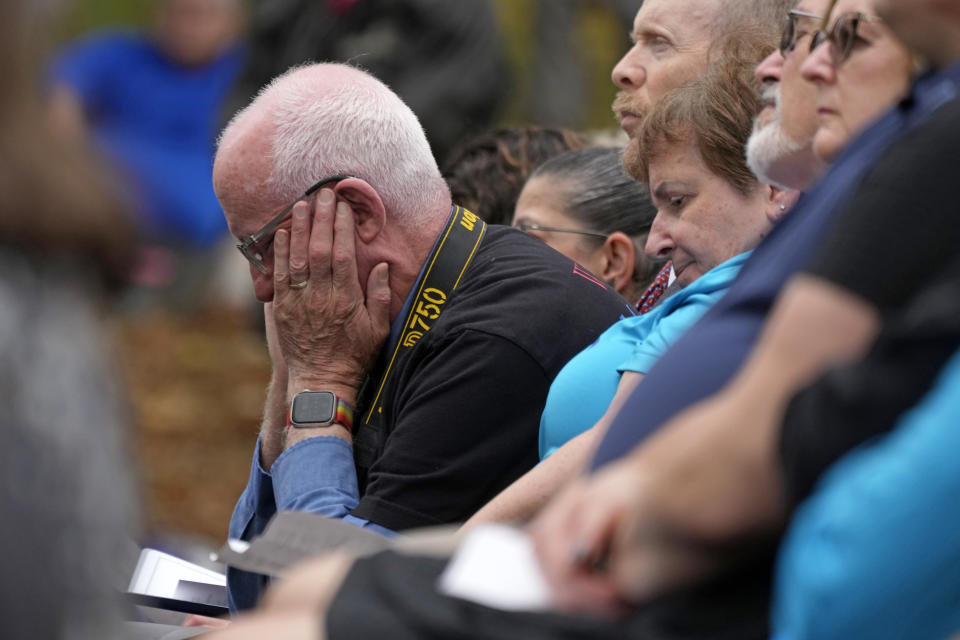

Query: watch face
[291,391,336,425]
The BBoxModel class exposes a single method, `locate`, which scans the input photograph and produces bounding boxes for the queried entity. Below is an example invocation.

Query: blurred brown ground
[117,308,269,544]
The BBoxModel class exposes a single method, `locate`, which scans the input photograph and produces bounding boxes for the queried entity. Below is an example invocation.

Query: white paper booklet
[437,524,555,612]
[128,548,228,613]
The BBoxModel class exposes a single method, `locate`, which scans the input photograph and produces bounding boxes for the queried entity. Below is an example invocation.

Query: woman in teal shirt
[538,251,750,458]
[467,56,796,526]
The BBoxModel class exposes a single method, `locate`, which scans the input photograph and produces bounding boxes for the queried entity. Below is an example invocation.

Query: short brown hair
[630,30,771,195]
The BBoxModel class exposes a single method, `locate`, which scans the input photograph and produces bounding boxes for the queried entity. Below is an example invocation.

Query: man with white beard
[746,0,829,191]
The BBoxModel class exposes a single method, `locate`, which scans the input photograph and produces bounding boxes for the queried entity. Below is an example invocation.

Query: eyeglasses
[809,12,884,65]
[516,221,608,240]
[235,175,354,274]
[780,9,824,56]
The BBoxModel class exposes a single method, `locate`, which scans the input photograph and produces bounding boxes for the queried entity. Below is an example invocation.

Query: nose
[755,49,784,84]
[644,214,675,260]
[800,38,836,85]
[612,47,646,91]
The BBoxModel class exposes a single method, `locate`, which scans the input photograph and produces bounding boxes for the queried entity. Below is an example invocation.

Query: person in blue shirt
[769,241,960,640]
[49,0,245,251]
[773,349,960,640]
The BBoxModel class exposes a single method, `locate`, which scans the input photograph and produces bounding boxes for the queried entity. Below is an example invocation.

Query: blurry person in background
[48,0,245,308]
[0,2,140,638]
[442,126,586,226]
[228,0,505,163]
[526,0,638,129]
[512,146,662,304]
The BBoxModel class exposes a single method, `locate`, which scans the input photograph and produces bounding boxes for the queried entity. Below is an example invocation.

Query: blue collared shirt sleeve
[227,436,395,611]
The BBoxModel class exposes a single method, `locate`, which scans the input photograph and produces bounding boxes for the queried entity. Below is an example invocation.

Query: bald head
[216,63,451,228]
[215,63,453,302]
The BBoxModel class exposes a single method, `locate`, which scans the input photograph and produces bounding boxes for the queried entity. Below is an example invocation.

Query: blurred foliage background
[51,0,630,132]
[52,0,151,39]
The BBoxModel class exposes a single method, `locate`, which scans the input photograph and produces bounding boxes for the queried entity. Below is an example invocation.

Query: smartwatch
[289,390,355,432]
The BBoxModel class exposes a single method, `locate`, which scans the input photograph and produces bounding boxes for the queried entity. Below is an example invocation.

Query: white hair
[221,63,450,226]
[746,85,808,191]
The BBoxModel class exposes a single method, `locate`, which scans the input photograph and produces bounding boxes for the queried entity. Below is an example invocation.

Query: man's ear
[600,231,636,297]
[333,177,386,243]
[766,185,801,224]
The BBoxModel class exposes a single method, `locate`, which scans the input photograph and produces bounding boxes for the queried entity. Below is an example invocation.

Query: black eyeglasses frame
[809,11,884,66]
[780,8,824,57]
[516,221,609,241]
[235,175,355,274]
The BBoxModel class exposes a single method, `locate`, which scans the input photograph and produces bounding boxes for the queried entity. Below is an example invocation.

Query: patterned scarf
[635,262,672,314]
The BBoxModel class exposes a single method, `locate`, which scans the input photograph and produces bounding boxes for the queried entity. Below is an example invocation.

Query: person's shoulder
[893,93,960,154]
[64,28,146,54]
[464,225,625,302]
[431,224,630,371]
[854,93,960,190]
[54,28,151,70]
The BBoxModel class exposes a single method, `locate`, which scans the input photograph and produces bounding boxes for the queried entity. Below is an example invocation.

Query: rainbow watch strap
[334,399,354,433]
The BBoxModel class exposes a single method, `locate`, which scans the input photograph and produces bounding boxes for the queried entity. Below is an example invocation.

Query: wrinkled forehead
[634,0,721,42]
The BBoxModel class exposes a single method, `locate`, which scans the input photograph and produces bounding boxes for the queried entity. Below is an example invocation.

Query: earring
[779,204,787,212]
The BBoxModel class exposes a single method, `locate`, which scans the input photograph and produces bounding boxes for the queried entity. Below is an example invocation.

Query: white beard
[746,89,806,191]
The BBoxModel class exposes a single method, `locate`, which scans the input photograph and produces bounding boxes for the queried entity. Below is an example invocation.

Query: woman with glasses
[511,146,662,305]
[801,0,915,163]
[466,34,792,527]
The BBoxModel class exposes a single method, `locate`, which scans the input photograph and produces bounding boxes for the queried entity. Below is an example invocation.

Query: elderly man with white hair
[213,62,631,610]
[747,0,829,191]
